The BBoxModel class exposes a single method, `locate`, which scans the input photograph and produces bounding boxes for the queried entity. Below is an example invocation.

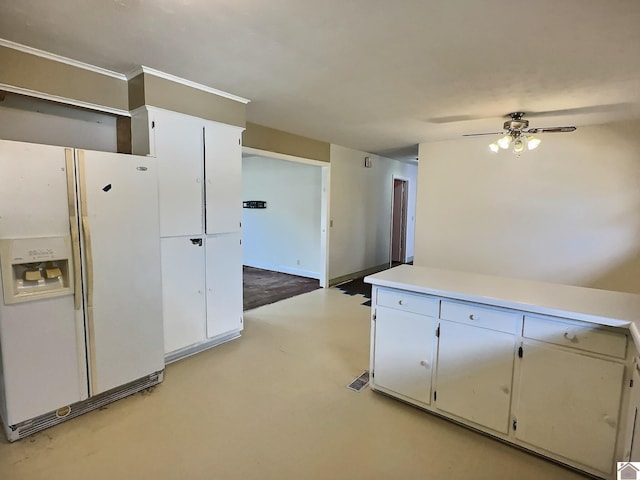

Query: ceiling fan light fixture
[497,135,512,149]
[512,136,525,155]
[527,136,541,150]
[489,142,499,153]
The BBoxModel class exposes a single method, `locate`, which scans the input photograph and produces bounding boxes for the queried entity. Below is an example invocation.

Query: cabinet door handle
[603,415,617,428]
[420,360,431,369]
[398,300,403,305]
[563,331,576,341]
[500,384,510,394]
[469,314,475,320]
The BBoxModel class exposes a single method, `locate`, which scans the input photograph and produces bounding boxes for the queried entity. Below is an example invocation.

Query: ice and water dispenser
[0,236,73,304]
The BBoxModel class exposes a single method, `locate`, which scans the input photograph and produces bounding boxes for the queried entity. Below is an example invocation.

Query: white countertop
[365,265,640,345]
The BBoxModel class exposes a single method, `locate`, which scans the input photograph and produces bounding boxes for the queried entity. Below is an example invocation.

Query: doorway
[390,178,409,266]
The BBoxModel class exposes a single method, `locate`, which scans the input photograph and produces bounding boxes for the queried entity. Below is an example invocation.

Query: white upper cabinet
[204,122,243,235]
[150,109,205,237]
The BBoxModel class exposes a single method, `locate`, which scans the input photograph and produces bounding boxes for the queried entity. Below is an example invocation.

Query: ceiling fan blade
[526,104,634,118]
[527,126,576,134]
[462,131,504,137]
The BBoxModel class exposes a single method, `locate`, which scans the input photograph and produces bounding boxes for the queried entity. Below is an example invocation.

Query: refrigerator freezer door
[76,150,163,395]
[0,140,71,238]
[0,296,87,424]
[0,140,87,424]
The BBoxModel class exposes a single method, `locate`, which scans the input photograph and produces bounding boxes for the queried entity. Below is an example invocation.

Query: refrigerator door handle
[65,149,82,311]
[78,151,98,393]
[81,215,94,310]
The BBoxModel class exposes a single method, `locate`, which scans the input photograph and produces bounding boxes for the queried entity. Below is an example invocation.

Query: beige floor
[0,288,588,480]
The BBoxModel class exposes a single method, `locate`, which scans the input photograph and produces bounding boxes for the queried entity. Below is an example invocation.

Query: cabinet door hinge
[512,419,517,431]
[436,324,440,338]
[631,378,634,388]
[518,345,523,358]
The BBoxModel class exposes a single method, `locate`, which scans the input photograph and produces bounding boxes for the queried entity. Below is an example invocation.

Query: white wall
[329,144,418,281]
[414,119,640,294]
[242,155,322,278]
[0,93,117,152]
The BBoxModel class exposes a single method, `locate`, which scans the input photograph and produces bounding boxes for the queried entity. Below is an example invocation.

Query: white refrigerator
[0,139,164,441]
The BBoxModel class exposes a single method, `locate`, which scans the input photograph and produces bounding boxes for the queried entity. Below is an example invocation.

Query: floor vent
[347,370,369,392]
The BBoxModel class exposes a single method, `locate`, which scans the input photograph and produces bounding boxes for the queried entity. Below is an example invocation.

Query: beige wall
[0,45,128,111]
[1,45,246,127]
[130,73,245,128]
[244,122,330,162]
[414,120,640,294]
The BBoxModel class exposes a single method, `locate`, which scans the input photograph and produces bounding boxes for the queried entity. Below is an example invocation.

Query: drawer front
[523,316,627,359]
[376,288,438,317]
[440,300,521,334]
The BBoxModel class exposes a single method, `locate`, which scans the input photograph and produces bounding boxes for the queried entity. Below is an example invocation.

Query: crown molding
[0,38,127,80]
[126,65,250,104]
[0,84,130,117]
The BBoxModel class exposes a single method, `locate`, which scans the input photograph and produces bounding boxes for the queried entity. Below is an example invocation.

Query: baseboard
[329,263,390,287]
[164,331,242,364]
[243,262,320,280]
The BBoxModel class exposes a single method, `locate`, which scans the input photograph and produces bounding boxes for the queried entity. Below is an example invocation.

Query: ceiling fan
[463,112,576,156]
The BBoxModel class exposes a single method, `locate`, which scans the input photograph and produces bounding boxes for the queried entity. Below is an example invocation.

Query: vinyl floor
[0,288,589,480]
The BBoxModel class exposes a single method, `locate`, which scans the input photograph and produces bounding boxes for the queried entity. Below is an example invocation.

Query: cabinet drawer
[440,301,521,334]
[376,288,438,317]
[523,316,627,359]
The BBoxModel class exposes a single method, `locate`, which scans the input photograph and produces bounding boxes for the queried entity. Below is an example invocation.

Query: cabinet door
[373,306,435,405]
[629,367,640,461]
[152,109,204,236]
[160,236,207,354]
[514,341,625,474]
[204,122,242,235]
[205,233,243,338]
[435,320,515,434]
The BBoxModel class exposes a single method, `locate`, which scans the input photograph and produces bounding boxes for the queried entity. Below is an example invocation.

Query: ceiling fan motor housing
[504,112,529,132]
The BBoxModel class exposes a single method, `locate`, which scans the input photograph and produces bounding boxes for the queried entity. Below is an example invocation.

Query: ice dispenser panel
[0,236,74,304]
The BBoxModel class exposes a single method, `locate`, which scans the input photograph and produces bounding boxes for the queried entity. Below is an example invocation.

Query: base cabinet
[514,341,625,473]
[369,284,634,479]
[372,306,435,405]
[435,320,516,434]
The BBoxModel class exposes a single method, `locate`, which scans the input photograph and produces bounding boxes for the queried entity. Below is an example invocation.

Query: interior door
[391,179,407,264]
[77,150,164,395]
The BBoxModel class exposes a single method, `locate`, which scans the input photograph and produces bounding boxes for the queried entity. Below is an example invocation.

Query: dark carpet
[243,266,321,311]
[335,277,372,306]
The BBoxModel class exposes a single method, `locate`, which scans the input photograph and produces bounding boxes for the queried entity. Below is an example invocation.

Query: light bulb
[497,135,512,149]
[489,143,499,153]
[527,137,541,150]
[513,137,525,155]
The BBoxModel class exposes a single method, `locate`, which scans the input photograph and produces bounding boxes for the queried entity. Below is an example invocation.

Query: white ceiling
[2,0,640,161]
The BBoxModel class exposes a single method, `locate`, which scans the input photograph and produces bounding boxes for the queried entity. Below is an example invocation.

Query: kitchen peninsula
[365,265,640,479]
